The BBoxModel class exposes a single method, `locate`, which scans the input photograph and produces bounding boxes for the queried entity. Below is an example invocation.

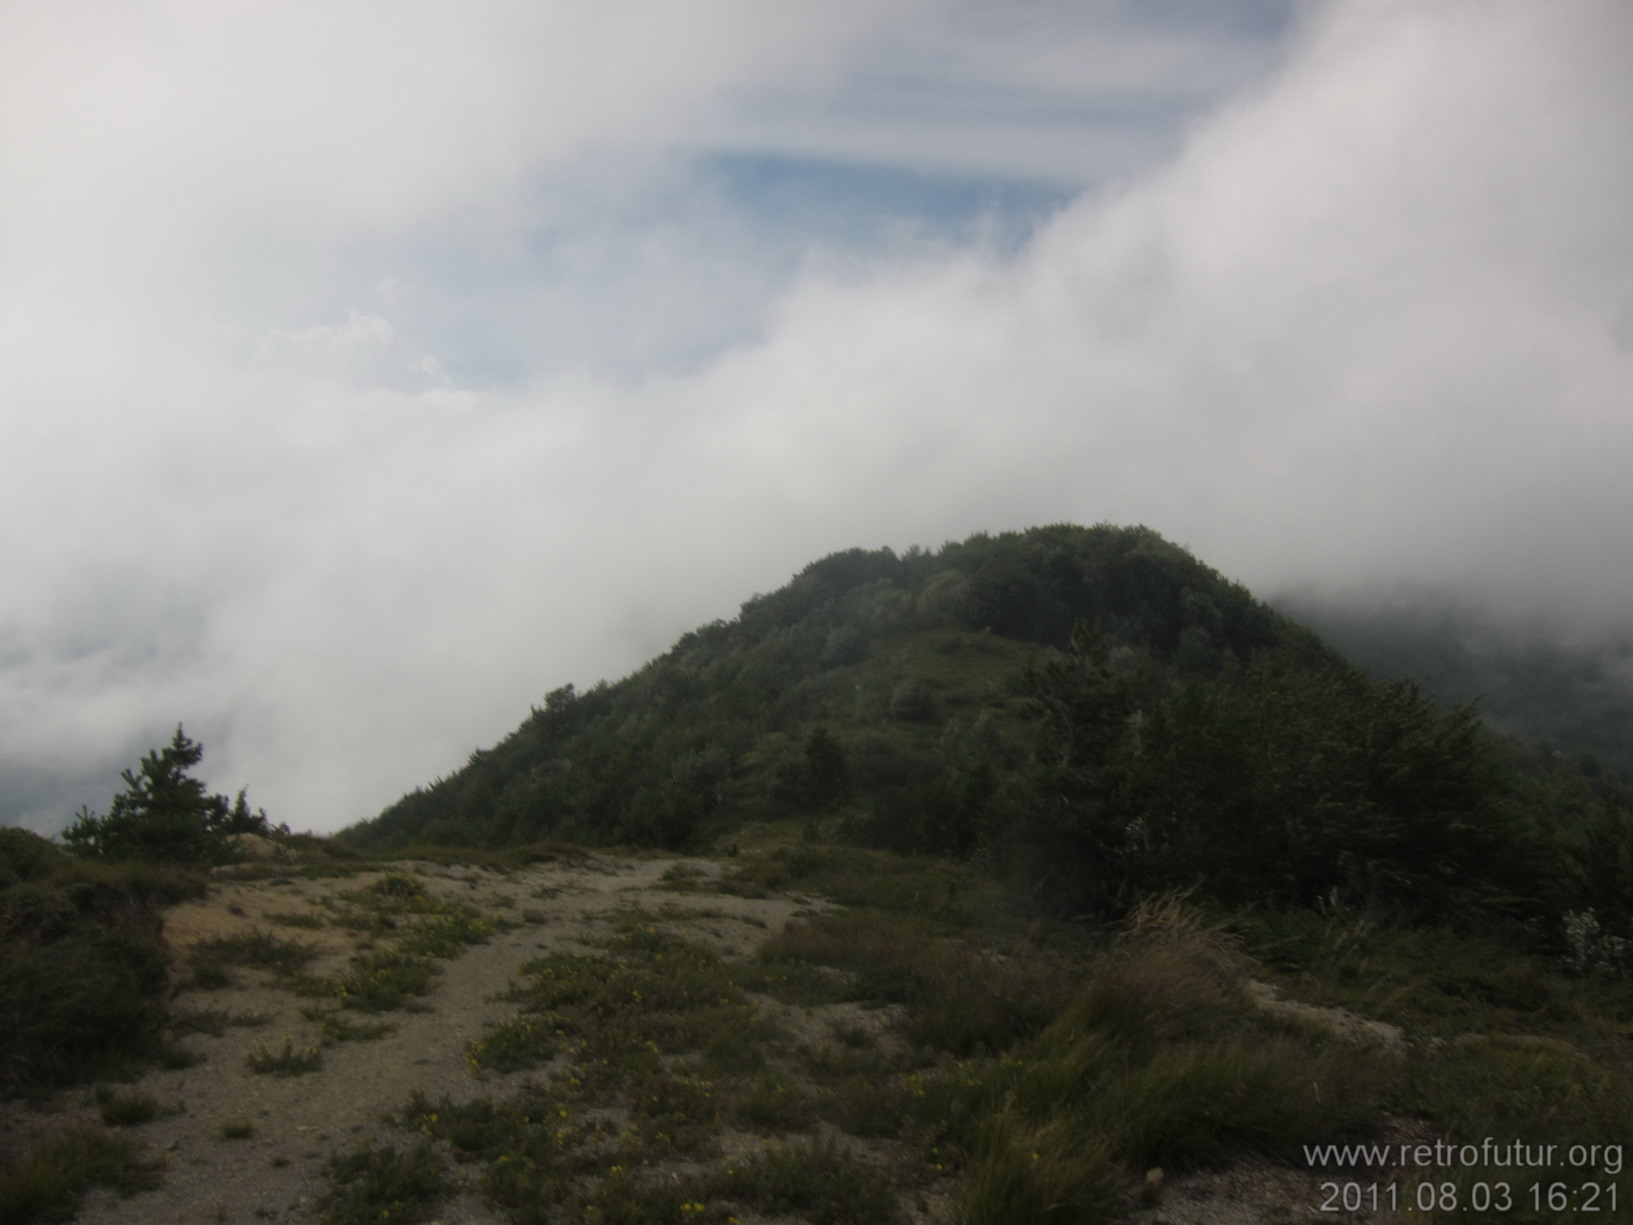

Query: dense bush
[0,834,179,1095]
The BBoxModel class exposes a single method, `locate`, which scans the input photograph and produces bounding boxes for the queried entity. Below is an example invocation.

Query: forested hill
[340,523,1633,941]
[1274,592,1633,777]
[341,523,1320,855]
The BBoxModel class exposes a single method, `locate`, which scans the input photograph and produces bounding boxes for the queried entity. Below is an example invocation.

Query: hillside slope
[343,524,1322,854]
[343,523,1633,944]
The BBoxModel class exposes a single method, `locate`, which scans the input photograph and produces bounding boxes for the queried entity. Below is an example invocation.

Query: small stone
[1142,1167,1165,1205]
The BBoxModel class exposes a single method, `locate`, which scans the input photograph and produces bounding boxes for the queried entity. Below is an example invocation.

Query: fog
[3,1,1629,832]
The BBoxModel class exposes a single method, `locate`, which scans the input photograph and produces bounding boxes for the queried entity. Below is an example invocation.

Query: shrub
[0,1124,161,1224]
[0,828,67,887]
[0,871,171,1094]
[246,1037,323,1077]
[94,1086,163,1127]
[320,1142,449,1225]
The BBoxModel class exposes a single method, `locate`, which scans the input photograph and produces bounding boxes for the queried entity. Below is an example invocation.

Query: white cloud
[3,0,1630,833]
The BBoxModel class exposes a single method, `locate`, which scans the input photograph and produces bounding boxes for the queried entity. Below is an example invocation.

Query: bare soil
[4,852,827,1224]
[2,850,1425,1224]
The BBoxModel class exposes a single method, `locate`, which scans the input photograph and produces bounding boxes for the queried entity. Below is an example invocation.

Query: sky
[4,0,1631,834]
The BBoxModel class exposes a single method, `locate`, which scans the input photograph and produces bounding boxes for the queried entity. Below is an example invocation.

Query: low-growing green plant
[703,1133,902,1225]
[189,929,318,978]
[489,924,782,1079]
[300,1007,396,1043]
[319,1141,450,1225]
[466,1014,557,1073]
[731,1071,819,1133]
[245,1036,323,1077]
[331,948,437,1012]
[169,1006,269,1037]
[93,1085,163,1127]
[189,963,234,990]
[0,1124,162,1224]
[266,910,326,930]
[1,853,174,1094]
[158,1044,201,1069]
[956,1110,1123,1225]
[220,1120,254,1141]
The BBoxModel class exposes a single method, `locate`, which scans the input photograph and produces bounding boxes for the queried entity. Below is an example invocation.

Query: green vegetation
[342,523,1633,962]
[189,928,320,979]
[0,828,188,1096]
[0,1124,161,1224]
[169,1006,270,1037]
[318,1142,450,1225]
[301,1007,396,1044]
[1279,591,1633,777]
[60,726,275,864]
[245,1036,324,1077]
[93,1085,164,1127]
[291,870,504,1013]
[8,523,1633,1219]
[2,728,303,1100]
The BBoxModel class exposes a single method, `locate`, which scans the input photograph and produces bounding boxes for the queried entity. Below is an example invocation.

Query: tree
[62,726,269,862]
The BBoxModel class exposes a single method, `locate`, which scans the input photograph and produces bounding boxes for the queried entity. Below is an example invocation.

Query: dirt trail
[3,850,1429,1225]
[16,852,818,1225]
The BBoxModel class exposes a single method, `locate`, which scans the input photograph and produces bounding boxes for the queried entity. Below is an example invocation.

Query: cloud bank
[2,0,1629,832]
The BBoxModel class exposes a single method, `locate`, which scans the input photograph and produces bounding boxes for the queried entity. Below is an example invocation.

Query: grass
[93,1085,164,1127]
[319,1142,450,1225]
[716,844,1008,930]
[245,1036,323,1077]
[1238,905,1633,1055]
[169,1006,269,1037]
[471,919,782,1080]
[751,906,1073,1055]
[188,929,319,979]
[300,1007,396,1043]
[701,1134,902,1225]
[957,1112,1123,1225]
[220,1120,255,1141]
[0,1124,162,1224]
[290,871,502,1012]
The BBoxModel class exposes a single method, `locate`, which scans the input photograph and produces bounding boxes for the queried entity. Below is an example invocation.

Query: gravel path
[19,852,813,1225]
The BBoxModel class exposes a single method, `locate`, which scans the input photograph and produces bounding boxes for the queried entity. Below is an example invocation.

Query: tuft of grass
[266,910,326,930]
[170,1006,269,1037]
[93,1085,163,1127]
[1087,1038,1372,1170]
[245,1036,323,1077]
[730,1072,819,1133]
[319,1141,450,1225]
[704,1133,902,1225]
[300,1007,395,1044]
[755,908,1071,1054]
[188,963,234,990]
[719,844,1006,929]
[465,1014,556,1073]
[220,1120,254,1141]
[189,929,319,979]
[478,924,782,1080]
[659,862,713,893]
[0,1124,162,1224]
[956,1111,1123,1225]
[158,1044,201,1069]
